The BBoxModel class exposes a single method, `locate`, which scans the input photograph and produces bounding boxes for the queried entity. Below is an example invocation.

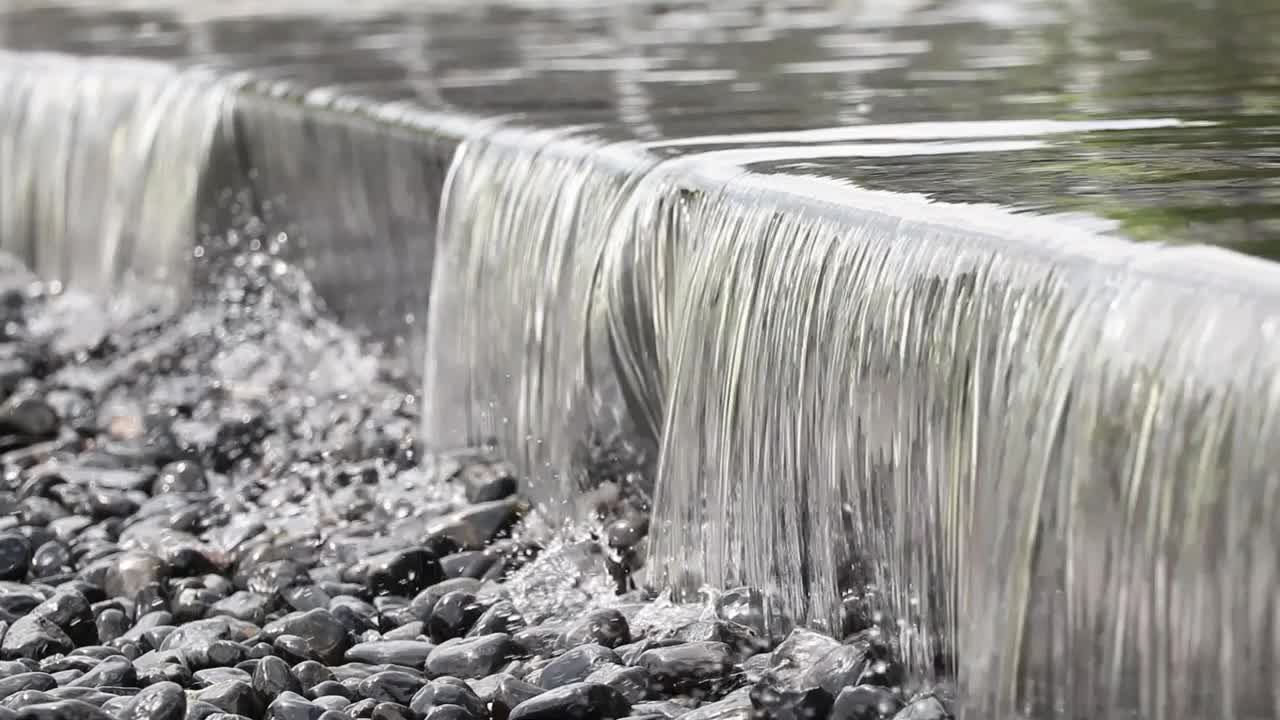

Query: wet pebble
[508,681,631,720]
[426,634,516,679]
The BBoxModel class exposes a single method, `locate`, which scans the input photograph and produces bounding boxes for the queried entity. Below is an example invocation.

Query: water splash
[0,52,231,299]
[425,125,1280,719]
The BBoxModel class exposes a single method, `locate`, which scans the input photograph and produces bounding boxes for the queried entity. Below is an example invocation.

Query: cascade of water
[0,52,232,300]
[426,123,1280,719]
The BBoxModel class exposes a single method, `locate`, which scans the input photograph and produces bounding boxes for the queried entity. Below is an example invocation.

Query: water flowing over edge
[0,49,1276,720]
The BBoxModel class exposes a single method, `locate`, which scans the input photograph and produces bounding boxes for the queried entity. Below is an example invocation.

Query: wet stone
[583,665,649,704]
[365,549,444,599]
[749,680,835,720]
[891,696,951,720]
[635,642,734,695]
[266,692,325,720]
[540,645,622,690]
[0,534,32,582]
[357,671,423,705]
[68,655,135,688]
[511,626,562,659]
[292,662,335,692]
[152,462,207,495]
[193,668,253,689]
[831,685,903,720]
[408,680,486,718]
[421,705,472,720]
[559,609,631,650]
[426,634,516,680]
[195,681,262,718]
[426,592,482,643]
[0,672,57,701]
[409,580,481,623]
[467,600,524,637]
[116,682,186,720]
[491,675,544,720]
[370,702,416,720]
[456,464,518,505]
[508,681,631,720]
[439,552,495,581]
[307,681,352,701]
[344,641,435,668]
[262,610,348,665]
[254,655,304,698]
[95,608,128,644]
[15,699,114,720]
[1,615,74,660]
[800,642,870,695]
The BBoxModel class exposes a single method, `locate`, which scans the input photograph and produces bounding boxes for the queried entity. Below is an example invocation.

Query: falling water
[0,51,231,299]
[424,126,1280,719]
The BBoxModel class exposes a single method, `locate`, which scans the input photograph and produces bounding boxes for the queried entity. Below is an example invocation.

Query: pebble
[0,535,31,583]
[425,634,515,679]
[262,610,349,665]
[749,680,835,720]
[365,549,444,599]
[194,681,263,718]
[407,680,487,717]
[426,592,482,642]
[344,641,435,668]
[357,671,424,705]
[891,696,951,720]
[559,609,630,650]
[635,642,733,695]
[254,655,304,698]
[831,685,903,720]
[540,645,621,689]
[116,682,186,720]
[508,681,631,720]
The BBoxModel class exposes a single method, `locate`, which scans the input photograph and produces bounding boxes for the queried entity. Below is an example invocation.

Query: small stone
[1,615,73,660]
[635,642,733,695]
[628,701,687,719]
[307,682,351,701]
[409,580,481,623]
[160,618,258,652]
[94,609,128,644]
[371,702,416,720]
[241,560,309,598]
[425,634,516,680]
[292,662,335,692]
[749,680,834,720]
[891,696,950,720]
[426,592,481,643]
[282,586,330,614]
[422,705,472,720]
[29,541,72,579]
[770,629,842,682]
[508,681,630,720]
[0,534,32,582]
[381,623,425,642]
[583,665,648,704]
[424,499,524,552]
[680,687,753,720]
[559,610,630,650]
[193,669,253,689]
[344,641,434,668]
[68,655,135,688]
[0,673,57,701]
[511,626,562,659]
[407,681,486,718]
[439,552,495,581]
[365,549,444,600]
[262,610,348,664]
[195,681,262,718]
[209,592,272,626]
[116,682,186,720]
[357,672,423,705]
[15,699,113,720]
[467,600,524,637]
[184,700,225,720]
[0,398,59,439]
[491,675,543,720]
[152,462,207,495]
[455,464,518,504]
[831,685,902,720]
[603,517,647,552]
[254,656,303,698]
[540,645,620,690]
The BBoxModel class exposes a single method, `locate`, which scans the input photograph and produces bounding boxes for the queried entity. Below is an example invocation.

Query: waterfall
[0,51,232,300]
[425,125,1280,719]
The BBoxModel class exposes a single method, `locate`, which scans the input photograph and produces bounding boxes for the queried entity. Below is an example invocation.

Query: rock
[357,671,423,705]
[508,682,630,720]
[95,609,128,644]
[628,701,687,719]
[855,657,904,690]
[193,669,253,689]
[116,682,186,720]
[254,656,303,698]
[891,696,950,720]
[540,645,620,690]
[104,554,168,603]
[490,675,543,720]
[29,541,71,579]
[0,398,59,439]
[770,629,841,682]
[0,673,57,701]
[195,681,262,718]
[749,680,834,720]
[371,702,416,720]
[0,535,31,582]
[261,610,348,664]
[799,642,871,694]
[455,464,518,504]
[344,641,434,668]
[439,553,495,581]
[307,681,351,701]
[265,692,325,720]
[1,615,73,660]
[291,662,335,692]
[583,665,648,704]
[831,685,902,720]
[281,586,330,614]
[408,681,487,718]
[160,618,257,652]
[15,699,113,720]
[426,592,482,642]
[424,499,524,552]
[365,549,444,599]
[152,462,207,495]
[425,634,516,680]
[68,655,135,688]
[635,642,733,694]
[381,623,425,642]
[559,610,630,650]
[208,592,272,626]
[511,627,562,659]
[409,580,481,623]
[680,687,753,720]
[467,600,524,637]
[184,700,225,720]
[421,706,472,720]
[242,561,310,598]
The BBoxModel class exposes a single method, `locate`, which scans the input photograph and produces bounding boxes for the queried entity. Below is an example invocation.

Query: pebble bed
[0,250,954,720]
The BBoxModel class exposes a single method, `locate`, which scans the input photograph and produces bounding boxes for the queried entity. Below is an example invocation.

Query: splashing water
[424,125,1280,719]
[0,52,231,298]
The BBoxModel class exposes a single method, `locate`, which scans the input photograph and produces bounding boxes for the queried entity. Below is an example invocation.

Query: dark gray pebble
[831,685,902,720]
[559,610,630,650]
[380,623,425,642]
[267,692,324,720]
[540,645,620,690]
[262,610,348,665]
[467,600,524,637]
[307,682,352,701]
[427,592,482,643]
[0,534,31,583]
[192,668,252,689]
[424,499,523,552]
[422,705,473,720]
[369,702,415,720]
[425,634,515,680]
[209,592,272,626]
[365,549,443,599]
[194,681,262,718]
[511,626,561,659]
[15,699,113,720]
[890,696,950,720]
[749,680,834,720]
[635,642,733,695]
[115,682,186,720]
[508,681,630,720]
[583,665,648,704]
[357,671,423,705]
[68,655,135,688]
[409,580,481,624]
[0,672,57,701]
[254,655,303,698]
[152,462,207,495]
[344,641,434,668]
[408,680,486,718]
[291,662,334,692]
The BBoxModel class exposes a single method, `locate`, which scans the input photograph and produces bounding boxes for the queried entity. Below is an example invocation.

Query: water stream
[2,1,1280,718]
